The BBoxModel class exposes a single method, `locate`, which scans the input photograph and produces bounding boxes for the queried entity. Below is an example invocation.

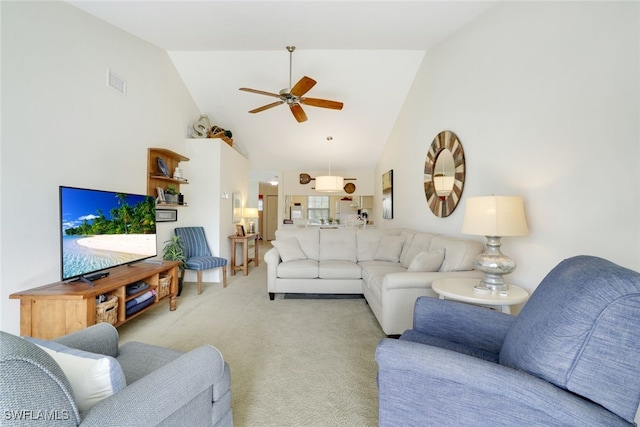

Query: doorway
[265,194,278,240]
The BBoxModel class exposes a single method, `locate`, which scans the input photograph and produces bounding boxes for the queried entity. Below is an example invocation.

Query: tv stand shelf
[10,260,180,339]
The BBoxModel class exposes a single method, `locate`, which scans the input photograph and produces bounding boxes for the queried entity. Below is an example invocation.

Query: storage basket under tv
[158,274,171,299]
[96,295,118,325]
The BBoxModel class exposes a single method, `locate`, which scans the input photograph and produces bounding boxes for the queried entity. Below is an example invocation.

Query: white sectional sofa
[264,227,484,335]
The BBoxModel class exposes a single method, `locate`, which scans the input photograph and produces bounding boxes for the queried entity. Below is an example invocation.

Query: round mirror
[433,149,455,197]
[424,130,465,217]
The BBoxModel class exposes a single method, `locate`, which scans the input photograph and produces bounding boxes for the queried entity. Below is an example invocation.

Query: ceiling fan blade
[239,87,281,98]
[290,103,308,122]
[249,101,284,113]
[300,97,344,110]
[290,76,317,97]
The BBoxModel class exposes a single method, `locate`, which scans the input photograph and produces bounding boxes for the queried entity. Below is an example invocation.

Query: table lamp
[461,195,529,292]
[244,208,259,234]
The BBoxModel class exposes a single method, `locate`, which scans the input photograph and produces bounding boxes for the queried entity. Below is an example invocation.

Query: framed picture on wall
[156,209,178,222]
[382,169,393,219]
[232,192,242,223]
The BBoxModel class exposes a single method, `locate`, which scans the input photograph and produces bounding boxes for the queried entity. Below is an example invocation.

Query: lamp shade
[461,196,529,237]
[315,175,344,192]
[243,207,259,219]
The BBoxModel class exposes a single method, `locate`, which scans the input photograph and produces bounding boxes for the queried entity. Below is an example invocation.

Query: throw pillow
[272,237,307,262]
[408,249,446,272]
[374,235,405,262]
[24,337,127,412]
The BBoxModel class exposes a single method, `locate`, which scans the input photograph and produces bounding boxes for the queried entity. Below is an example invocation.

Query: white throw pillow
[272,238,307,262]
[408,249,445,272]
[374,235,405,262]
[25,337,126,412]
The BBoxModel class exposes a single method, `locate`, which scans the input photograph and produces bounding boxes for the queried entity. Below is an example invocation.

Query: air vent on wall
[107,69,126,95]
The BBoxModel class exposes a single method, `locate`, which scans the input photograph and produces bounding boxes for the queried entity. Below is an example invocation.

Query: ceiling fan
[239,46,344,123]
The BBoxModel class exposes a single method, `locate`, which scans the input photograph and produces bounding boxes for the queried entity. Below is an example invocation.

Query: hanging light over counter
[316,136,344,192]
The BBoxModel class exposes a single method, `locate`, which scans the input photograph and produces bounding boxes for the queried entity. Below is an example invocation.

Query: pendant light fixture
[315,136,344,192]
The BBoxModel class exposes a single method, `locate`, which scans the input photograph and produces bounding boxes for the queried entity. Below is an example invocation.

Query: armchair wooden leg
[222,266,228,288]
[197,271,203,295]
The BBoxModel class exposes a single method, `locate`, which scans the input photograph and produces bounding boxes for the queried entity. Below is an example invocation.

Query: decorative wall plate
[344,182,356,194]
[299,173,312,184]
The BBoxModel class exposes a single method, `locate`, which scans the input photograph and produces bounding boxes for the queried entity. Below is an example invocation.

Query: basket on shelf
[96,295,118,325]
[158,275,171,299]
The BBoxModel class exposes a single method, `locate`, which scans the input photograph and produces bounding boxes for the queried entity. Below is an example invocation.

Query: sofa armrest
[264,247,281,265]
[54,323,119,358]
[81,345,226,426]
[410,296,514,353]
[375,339,631,427]
[264,248,281,296]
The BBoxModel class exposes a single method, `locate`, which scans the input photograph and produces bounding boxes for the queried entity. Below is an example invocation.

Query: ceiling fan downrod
[286,45,295,90]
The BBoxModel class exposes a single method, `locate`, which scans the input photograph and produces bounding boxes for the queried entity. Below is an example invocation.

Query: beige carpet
[117,241,386,426]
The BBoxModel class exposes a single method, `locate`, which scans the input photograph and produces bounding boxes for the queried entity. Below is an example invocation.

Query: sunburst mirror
[424,130,466,217]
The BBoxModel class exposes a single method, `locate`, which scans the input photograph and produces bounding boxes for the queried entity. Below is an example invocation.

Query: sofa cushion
[356,229,402,261]
[276,228,320,260]
[374,235,405,262]
[319,260,362,279]
[272,237,307,262]
[277,259,319,279]
[361,264,407,285]
[25,337,126,412]
[398,229,418,265]
[402,232,438,268]
[408,249,445,272]
[356,229,385,261]
[429,236,483,271]
[319,229,357,262]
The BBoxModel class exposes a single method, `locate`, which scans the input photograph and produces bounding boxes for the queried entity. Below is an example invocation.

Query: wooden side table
[431,278,529,314]
[228,233,259,276]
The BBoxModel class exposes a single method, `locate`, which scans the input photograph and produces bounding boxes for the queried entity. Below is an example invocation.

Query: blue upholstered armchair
[376,255,640,426]
[0,323,232,426]
[175,227,228,295]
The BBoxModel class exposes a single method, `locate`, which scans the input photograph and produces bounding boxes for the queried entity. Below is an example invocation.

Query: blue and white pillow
[24,337,126,411]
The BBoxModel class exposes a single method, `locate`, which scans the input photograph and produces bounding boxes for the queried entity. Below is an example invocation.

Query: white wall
[376,1,640,292]
[0,2,200,334]
[182,138,249,282]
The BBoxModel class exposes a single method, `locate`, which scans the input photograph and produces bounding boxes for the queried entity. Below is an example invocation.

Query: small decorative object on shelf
[157,157,170,177]
[163,185,179,205]
[192,115,211,138]
[208,125,233,147]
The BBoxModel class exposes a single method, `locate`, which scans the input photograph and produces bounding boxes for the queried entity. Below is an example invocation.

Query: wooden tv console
[10,260,180,339]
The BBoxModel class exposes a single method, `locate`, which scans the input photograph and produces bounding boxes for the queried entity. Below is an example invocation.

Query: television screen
[59,186,157,281]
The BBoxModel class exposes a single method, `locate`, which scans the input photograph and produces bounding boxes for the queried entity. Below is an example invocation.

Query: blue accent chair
[175,227,228,295]
[376,255,640,426]
[0,323,233,426]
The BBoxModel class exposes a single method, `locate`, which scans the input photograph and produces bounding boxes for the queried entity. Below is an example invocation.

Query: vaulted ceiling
[68,1,496,181]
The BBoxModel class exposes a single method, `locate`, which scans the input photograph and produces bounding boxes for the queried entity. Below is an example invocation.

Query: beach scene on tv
[60,188,157,280]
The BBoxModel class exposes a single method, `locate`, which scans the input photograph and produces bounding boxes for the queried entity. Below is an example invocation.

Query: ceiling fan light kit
[239,46,344,123]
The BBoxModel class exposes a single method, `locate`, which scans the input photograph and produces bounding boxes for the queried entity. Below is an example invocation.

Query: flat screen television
[59,186,157,282]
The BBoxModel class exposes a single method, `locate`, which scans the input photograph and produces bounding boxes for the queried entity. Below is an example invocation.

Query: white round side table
[431,278,529,314]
